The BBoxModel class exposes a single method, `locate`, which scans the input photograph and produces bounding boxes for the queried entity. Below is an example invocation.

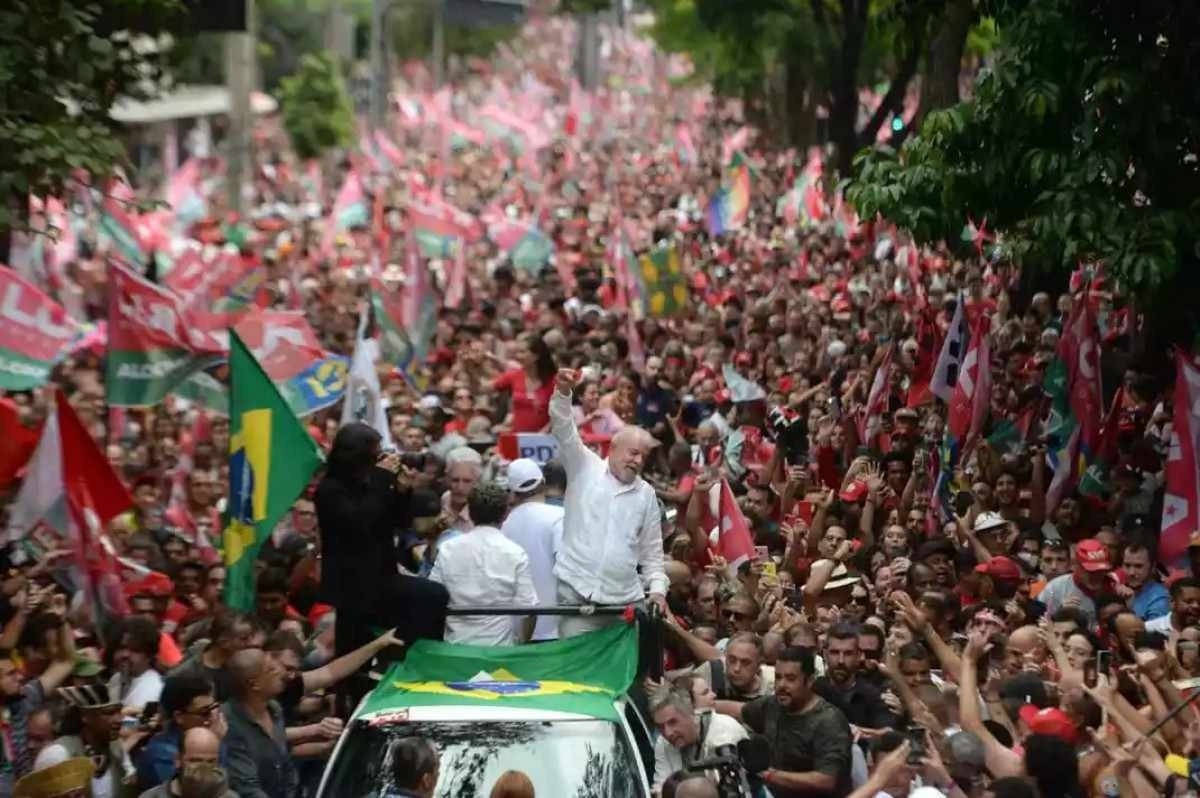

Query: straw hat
[13,757,93,798]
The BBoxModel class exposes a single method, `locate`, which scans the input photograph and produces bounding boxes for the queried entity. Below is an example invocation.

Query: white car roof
[357,703,609,724]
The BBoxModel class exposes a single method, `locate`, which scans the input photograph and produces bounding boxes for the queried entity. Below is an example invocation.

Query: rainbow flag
[705,152,750,236]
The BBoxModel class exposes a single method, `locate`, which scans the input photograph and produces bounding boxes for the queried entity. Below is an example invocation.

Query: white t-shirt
[501,500,564,641]
[109,668,164,711]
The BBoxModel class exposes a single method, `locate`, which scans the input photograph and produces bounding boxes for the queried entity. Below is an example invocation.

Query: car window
[321,718,644,798]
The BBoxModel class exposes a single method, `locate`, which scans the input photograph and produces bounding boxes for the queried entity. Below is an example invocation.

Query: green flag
[221,331,323,610]
[633,246,688,319]
[358,623,638,722]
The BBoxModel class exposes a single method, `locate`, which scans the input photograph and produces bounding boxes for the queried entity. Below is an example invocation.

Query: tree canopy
[644,0,981,172]
[279,51,355,162]
[0,0,182,237]
[847,0,1200,342]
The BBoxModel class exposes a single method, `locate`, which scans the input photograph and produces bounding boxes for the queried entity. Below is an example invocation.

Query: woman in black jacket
[315,423,449,664]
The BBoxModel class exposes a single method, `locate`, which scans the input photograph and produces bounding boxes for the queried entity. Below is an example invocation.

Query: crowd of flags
[1,15,1199,620]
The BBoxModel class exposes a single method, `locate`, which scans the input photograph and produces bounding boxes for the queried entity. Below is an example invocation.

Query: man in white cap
[500,458,563,641]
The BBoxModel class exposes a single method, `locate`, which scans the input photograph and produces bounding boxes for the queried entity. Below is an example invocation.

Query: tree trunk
[831,0,869,176]
[784,59,818,151]
[917,0,975,123]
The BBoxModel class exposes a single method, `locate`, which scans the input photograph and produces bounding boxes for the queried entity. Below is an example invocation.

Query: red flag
[858,345,894,445]
[1060,300,1103,466]
[1161,352,1200,564]
[948,317,992,454]
[55,391,135,619]
[0,399,39,488]
[907,306,943,407]
[698,479,756,570]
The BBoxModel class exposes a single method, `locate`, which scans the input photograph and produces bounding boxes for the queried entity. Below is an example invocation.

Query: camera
[686,736,771,798]
[400,452,427,471]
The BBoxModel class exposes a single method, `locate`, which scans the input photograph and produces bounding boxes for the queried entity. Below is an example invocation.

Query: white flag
[340,308,394,449]
[931,292,968,402]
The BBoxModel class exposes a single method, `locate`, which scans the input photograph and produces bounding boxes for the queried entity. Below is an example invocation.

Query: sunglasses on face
[850,594,869,604]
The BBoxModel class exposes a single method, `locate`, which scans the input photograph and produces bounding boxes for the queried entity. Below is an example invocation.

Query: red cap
[839,480,868,503]
[1018,705,1078,744]
[125,572,174,600]
[714,388,732,404]
[735,351,753,368]
[975,556,1021,582]
[1076,539,1112,572]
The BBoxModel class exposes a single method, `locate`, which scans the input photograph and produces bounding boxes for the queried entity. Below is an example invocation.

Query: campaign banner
[497,433,559,464]
[0,266,78,389]
[106,262,225,407]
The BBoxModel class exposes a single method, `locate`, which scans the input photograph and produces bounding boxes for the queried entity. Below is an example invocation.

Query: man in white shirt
[649,685,748,794]
[107,616,164,711]
[500,458,563,641]
[429,481,539,645]
[550,369,668,638]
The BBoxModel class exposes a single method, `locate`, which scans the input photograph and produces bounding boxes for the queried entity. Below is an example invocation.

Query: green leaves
[847,0,1200,335]
[0,0,181,239]
[279,51,355,162]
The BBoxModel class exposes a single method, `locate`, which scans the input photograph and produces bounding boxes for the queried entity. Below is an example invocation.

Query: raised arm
[549,369,590,477]
[301,630,402,693]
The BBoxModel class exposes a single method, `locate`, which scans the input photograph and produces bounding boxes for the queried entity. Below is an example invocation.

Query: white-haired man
[551,368,668,637]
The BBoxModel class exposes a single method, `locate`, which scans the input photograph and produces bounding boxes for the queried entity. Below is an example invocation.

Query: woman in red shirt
[492,331,556,432]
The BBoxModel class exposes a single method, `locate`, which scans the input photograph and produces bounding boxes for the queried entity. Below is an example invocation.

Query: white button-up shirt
[501,500,564,641]
[429,525,539,645]
[549,391,668,604]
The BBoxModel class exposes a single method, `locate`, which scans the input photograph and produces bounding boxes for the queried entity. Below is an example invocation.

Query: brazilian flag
[633,245,688,319]
[222,331,323,610]
[358,623,638,722]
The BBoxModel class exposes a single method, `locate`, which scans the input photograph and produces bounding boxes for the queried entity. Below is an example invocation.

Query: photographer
[720,646,852,797]
[315,423,449,663]
[649,685,748,795]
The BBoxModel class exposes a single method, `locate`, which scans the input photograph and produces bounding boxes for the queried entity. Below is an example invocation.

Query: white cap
[418,394,442,411]
[507,458,545,494]
[974,511,1008,534]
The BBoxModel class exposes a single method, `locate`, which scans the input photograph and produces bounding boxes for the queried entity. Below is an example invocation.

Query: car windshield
[321,718,643,798]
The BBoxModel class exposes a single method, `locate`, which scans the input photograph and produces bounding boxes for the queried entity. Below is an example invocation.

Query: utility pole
[432,0,445,88]
[369,0,386,130]
[225,0,256,214]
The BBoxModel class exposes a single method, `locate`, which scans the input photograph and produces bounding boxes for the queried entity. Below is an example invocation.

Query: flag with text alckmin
[222,331,322,611]
[106,262,225,408]
[1160,351,1200,565]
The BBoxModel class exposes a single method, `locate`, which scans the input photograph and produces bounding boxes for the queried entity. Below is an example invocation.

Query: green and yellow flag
[633,245,688,319]
[358,623,638,722]
[222,331,323,610]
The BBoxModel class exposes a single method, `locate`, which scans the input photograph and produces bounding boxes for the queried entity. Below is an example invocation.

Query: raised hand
[555,368,580,396]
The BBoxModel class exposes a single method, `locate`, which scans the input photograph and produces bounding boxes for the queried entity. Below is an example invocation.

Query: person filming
[315,423,449,672]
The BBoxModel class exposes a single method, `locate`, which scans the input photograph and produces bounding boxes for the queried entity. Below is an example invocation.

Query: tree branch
[857,33,925,149]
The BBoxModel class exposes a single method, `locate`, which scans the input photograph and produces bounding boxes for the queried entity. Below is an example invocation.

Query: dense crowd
[0,9,1193,798]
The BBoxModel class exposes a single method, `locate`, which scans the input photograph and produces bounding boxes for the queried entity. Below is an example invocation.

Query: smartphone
[904,725,926,765]
[139,701,160,728]
[762,561,777,579]
[1096,649,1111,676]
[753,546,769,563]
